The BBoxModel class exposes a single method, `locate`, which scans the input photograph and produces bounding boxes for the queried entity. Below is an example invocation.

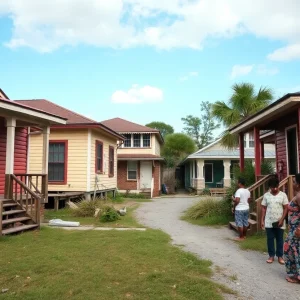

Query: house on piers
[228,92,300,231]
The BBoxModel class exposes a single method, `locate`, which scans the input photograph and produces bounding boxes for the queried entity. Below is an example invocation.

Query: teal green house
[180,137,275,193]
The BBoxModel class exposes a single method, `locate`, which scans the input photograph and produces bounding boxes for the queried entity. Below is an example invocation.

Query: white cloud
[179,71,199,81]
[267,44,300,61]
[230,65,253,79]
[256,64,279,75]
[1,0,300,59]
[111,84,163,104]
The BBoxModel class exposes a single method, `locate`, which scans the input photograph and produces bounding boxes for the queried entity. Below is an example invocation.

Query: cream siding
[29,129,88,192]
[154,134,161,155]
[90,129,118,192]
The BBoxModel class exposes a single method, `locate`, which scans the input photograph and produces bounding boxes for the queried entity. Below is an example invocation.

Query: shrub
[119,192,146,199]
[200,188,211,196]
[184,197,231,220]
[100,206,120,222]
[72,199,100,217]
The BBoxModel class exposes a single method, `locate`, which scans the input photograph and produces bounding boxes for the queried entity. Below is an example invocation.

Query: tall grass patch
[182,197,233,226]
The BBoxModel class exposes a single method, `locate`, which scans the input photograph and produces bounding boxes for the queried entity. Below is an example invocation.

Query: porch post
[41,126,50,203]
[5,117,16,199]
[196,160,205,191]
[254,126,261,178]
[223,159,231,187]
[260,141,265,162]
[239,132,245,172]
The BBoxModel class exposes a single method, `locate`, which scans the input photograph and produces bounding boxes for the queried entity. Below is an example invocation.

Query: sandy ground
[135,197,300,300]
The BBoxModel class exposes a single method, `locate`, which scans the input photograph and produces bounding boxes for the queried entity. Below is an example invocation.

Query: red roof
[118,154,164,160]
[101,118,159,133]
[15,99,96,124]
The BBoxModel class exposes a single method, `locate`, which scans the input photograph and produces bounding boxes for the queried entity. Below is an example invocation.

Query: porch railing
[6,174,43,225]
[13,173,48,203]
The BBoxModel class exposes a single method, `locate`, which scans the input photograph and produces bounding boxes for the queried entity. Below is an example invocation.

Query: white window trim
[122,133,152,148]
[204,163,213,183]
[285,124,299,175]
[127,161,138,180]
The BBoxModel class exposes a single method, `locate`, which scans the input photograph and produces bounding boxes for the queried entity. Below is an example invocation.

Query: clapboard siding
[29,129,88,192]
[90,129,118,192]
[0,117,6,194]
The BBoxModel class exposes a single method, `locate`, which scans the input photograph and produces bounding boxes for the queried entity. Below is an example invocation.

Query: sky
[1,0,300,135]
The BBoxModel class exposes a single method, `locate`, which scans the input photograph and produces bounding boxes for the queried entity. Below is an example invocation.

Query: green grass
[181,215,233,227]
[45,205,144,228]
[237,232,267,253]
[0,228,234,300]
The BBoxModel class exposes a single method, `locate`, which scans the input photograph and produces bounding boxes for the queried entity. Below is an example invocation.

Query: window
[249,132,254,148]
[143,134,150,147]
[204,163,213,183]
[48,141,67,183]
[109,146,114,177]
[133,134,141,147]
[124,134,131,147]
[95,141,103,173]
[127,161,138,180]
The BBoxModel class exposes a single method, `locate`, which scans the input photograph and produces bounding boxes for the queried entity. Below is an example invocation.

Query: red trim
[239,133,245,172]
[109,145,114,177]
[95,140,104,173]
[48,140,68,185]
[254,127,261,176]
[51,124,124,140]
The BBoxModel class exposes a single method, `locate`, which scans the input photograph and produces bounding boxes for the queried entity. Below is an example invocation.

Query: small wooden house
[15,100,124,206]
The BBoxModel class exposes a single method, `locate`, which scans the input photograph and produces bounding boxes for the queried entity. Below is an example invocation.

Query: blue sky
[1,1,300,134]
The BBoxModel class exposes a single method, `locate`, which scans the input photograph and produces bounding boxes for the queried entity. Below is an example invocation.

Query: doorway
[140,161,152,189]
[286,126,298,175]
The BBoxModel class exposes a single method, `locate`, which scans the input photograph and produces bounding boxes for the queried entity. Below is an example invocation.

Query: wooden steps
[2,224,38,235]
[2,216,31,225]
[1,198,39,236]
[229,219,257,235]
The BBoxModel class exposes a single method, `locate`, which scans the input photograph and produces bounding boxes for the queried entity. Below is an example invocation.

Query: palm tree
[212,83,274,148]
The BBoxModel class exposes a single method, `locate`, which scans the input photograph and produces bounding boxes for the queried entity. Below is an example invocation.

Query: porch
[0,99,66,235]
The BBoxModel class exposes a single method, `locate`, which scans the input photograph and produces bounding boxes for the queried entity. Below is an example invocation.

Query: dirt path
[135,197,300,300]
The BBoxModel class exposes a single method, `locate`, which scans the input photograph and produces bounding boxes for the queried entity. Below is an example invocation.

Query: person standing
[261,176,288,264]
[233,177,251,241]
[284,173,300,283]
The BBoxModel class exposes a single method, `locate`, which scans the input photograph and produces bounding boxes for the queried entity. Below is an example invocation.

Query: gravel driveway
[135,197,300,300]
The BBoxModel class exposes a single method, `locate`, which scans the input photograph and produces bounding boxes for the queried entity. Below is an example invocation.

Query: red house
[229,92,300,230]
[0,89,66,236]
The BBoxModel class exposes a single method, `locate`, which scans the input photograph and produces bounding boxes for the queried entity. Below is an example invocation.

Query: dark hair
[238,177,246,186]
[268,176,279,188]
[295,173,300,185]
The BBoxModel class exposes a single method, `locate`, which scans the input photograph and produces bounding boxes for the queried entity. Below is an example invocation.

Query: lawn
[0,227,234,300]
[238,232,267,252]
[44,199,149,228]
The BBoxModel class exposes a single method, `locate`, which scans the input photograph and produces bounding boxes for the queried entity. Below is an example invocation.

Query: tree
[162,133,196,167]
[145,121,174,139]
[212,83,274,149]
[181,101,220,149]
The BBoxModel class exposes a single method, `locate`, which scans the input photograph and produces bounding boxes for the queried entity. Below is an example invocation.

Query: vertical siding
[14,127,28,174]
[0,117,6,194]
[29,129,88,192]
[90,129,118,191]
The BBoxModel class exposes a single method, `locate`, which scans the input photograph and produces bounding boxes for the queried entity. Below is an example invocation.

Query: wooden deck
[48,192,85,211]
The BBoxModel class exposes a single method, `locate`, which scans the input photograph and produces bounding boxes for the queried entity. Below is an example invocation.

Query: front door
[286,126,298,175]
[140,161,152,189]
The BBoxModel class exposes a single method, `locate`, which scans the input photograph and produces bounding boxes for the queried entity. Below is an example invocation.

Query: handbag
[272,221,280,228]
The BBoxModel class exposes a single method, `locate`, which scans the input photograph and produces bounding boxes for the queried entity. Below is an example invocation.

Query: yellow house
[15,99,124,204]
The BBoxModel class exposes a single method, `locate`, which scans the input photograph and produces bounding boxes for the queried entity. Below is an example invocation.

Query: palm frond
[211,101,240,127]
[219,130,239,149]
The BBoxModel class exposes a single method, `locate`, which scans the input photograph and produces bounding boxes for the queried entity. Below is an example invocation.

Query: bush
[184,197,231,220]
[100,206,120,222]
[200,188,211,196]
[119,192,146,199]
[72,199,101,217]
